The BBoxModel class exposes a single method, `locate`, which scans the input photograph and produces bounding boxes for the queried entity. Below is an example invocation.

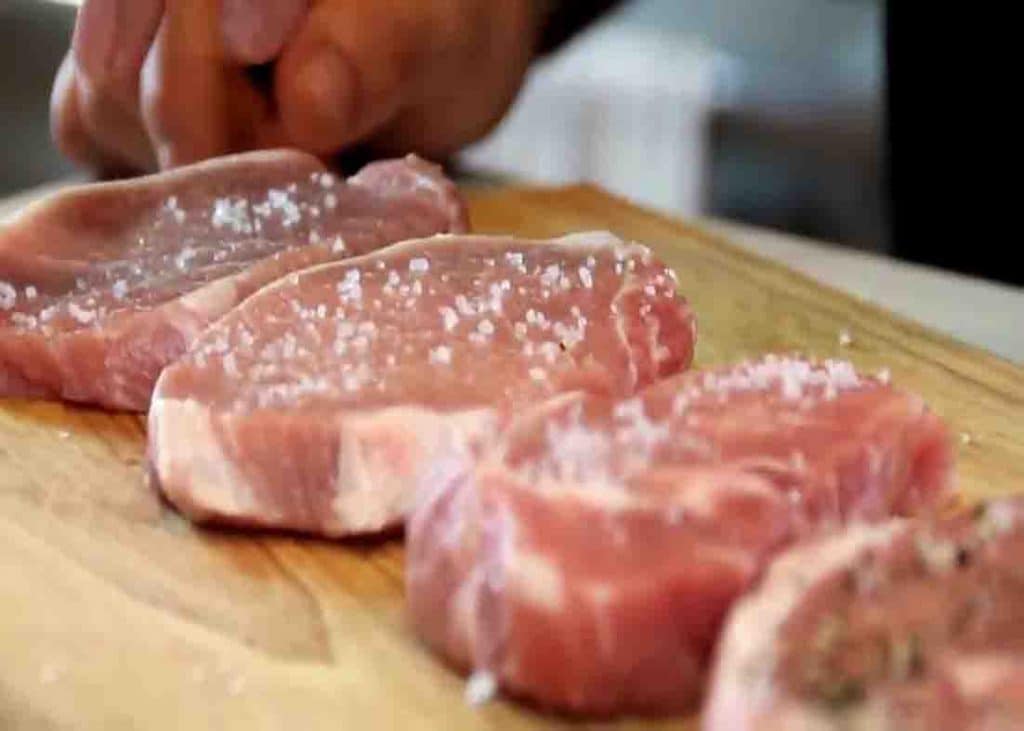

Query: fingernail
[285,45,356,153]
[222,0,308,65]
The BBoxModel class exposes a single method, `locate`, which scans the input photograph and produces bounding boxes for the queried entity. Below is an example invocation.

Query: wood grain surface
[2,185,1022,730]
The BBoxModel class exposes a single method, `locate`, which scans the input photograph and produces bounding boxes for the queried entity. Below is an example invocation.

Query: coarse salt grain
[211,197,252,234]
[342,372,361,392]
[838,329,853,347]
[175,247,197,271]
[578,267,594,288]
[68,302,96,325]
[111,279,129,300]
[477,319,495,336]
[409,257,430,274]
[429,345,452,365]
[465,671,497,707]
[455,295,474,317]
[338,269,362,302]
[25,285,37,300]
[439,307,459,331]
[0,282,16,310]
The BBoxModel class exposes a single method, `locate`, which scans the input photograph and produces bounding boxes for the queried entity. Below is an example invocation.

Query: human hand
[51,0,543,174]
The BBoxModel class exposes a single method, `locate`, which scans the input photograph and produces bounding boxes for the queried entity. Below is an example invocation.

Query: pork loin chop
[705,497,1024,731]
[148,232,695,537]
[0,151,466,410]
[406,356,953,715]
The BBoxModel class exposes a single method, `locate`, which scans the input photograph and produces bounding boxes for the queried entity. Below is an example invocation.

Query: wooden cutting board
[2,185,1022,730]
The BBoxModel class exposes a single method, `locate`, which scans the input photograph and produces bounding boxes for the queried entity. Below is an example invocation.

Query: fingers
[274,0,433,155]
[220,0,308,66]
[72,0,163,171]
[54,0,296,173]
[50,53,110,172]
[140,0,231,168]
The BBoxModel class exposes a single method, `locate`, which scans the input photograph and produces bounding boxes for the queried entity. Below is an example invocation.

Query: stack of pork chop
[1,151,993,727]
[0,151,467,409]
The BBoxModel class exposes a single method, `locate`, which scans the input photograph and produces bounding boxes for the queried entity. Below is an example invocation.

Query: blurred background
[3,0,883,252]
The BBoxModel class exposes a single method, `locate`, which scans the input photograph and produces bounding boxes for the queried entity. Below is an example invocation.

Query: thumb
[273,1,430,155]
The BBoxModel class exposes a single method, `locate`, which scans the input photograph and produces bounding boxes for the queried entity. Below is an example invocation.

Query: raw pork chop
[705,497,1024,731]
[0,151,466,410]
[148,232,695,537]
[406,356,953,715]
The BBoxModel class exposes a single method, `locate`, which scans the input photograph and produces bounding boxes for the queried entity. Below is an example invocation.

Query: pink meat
[0,151,466,410]
[148,232,695,537]
[705,498,1024,731]
[406,356,953,716]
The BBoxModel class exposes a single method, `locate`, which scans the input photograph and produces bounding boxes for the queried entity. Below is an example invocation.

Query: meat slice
[0,151,466,410]
[148,232,695,537]
[406,356,953,716]
[705,498,1024,731]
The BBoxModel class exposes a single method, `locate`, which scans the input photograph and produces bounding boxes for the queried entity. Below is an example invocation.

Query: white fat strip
[332,407,494,534]
[507,550,566,611]
[150,398,264,521]
[702,521,904,731]
[555,230,624,250]
[609,287,639,392]
[947,654,1024,701]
